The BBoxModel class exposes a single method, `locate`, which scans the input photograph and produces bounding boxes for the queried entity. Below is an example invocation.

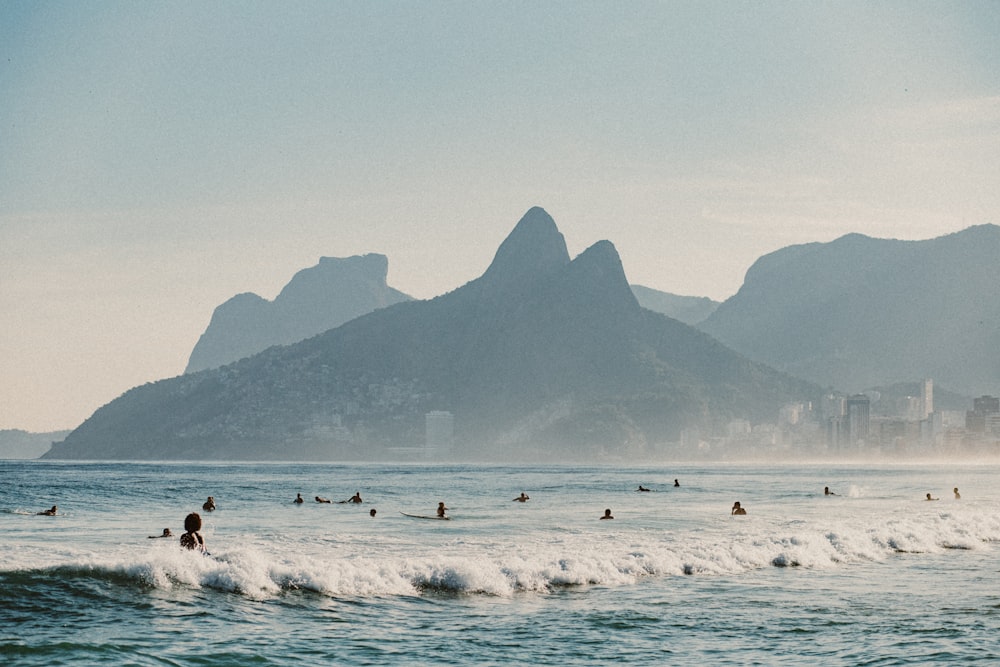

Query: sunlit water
[2,461,998,665]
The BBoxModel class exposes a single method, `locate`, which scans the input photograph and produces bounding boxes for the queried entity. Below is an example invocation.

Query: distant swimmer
[148,528,172,538]
[315,496,332,503]
[346,492,362,504]
[731,502,747,515]
[37,505,57,516]
[925,493,939,501]
[954,487,961,500]
[513,492,530,502]
[437,502,448,518]
[637,485,651,492]
[293,493,304,504]
[369,508,377,517]
[674,479,680,487]
[600,508,614,520]
[202,496,216,512]
[824,487,837,496]
[180,512,206,553]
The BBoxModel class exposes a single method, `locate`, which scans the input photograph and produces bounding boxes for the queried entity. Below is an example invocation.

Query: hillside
[46,207,820,461]
[698,225,1000,394]
[630,285,719,325]
[185,254,411,373]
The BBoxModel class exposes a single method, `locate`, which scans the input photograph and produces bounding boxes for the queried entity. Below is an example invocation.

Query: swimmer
[436,502,448,518]
[824,486,837,496]
[731,501,747,515]
[315,496,332,503]
[637,485,650,492]
[369,508,377,517]
[37,505,57,516]
[180,512,206,553]
[148,528,172,538]
[346,492,362,504]
[293,493,304,504]
[674,479,680,487]
[925,493,939,501]
[600,508,614,520]
[953,487,961,500]
[513,492,530,502]
[202,496,216,512]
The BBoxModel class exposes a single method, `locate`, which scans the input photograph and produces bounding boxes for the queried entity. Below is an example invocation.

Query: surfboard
[400,512,450,520]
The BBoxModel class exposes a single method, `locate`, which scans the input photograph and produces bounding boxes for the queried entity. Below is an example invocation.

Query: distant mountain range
[185,254,411,373]
[630,285,719,325]
[698,224,1000,396]
[0,429,70,459]
[46,207,819,461]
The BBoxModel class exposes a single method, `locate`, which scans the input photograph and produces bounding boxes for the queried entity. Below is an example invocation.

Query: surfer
[293,493,304,504]
[346,492,362,504]
[731,502,747,515]
[37,505,57,516]
[202,496,216,512]
[824,487,837,496]
[953,487,961,500]
[674,479,680,487]
[148,528,172,538]
[925,493,939,501]
[315,496,332,503]
[513,492,530,502]
[600,508,614,520]
[637,485,650,492]
[180,512,207,553]
[369,508,377,517]
[437,502,448,518]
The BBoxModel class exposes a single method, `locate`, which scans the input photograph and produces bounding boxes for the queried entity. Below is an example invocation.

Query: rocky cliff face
[185,254,412,373]
[698,224,1000,394]
[47,207,819,461]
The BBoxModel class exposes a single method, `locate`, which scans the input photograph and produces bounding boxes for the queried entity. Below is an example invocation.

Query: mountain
[185,254,412,373]
[698,225,1000,395]
[0,429,71,459]
[630,285,719,325]
[45,207,820,462]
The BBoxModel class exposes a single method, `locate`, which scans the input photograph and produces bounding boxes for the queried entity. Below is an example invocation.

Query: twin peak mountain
[47,207,816,461]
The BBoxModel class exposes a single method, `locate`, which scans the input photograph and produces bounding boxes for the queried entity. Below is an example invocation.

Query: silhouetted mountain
[46,207,820,461]
[185,254,412,373]
[698,225,1000,395]
[0,429,70,459]
[630,285,719,325]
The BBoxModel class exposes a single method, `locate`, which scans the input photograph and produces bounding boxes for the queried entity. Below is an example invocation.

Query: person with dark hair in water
[637,485,650,492]
[674,479,680,487]
[37,505,57,516]
[315,496,331,503]
[731,501,747,515]
[437,502,448,518]
[293,493,304,504]
[149,528,172,538]
[202,496,216,512]
[953,487,961,500]
[180,512,207,553]
[600,508,614,520]
[925,493,939,501]
[346,492,362,504]
[824,487,837,496]
[513,492,530,502]
[369,508,377,517]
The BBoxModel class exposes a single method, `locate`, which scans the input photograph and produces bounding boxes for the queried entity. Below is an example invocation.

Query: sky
[2,1,1000,432]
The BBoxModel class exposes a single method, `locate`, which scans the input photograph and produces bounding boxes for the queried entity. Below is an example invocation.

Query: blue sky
[2,1,999,431]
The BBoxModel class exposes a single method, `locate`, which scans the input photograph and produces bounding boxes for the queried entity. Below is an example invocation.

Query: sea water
[2,460,998,666]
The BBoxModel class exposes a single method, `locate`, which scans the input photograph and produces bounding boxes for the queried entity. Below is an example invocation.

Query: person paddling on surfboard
[437,502,448,518]
[37,505,57,516]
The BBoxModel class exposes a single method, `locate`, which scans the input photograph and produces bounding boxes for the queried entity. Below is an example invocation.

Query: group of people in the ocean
[295,491,364,505]
[925,488,961,501]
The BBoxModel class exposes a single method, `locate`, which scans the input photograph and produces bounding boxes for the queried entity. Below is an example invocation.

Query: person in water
[600,508,614,520]
[180,512,206,553]
[731,501,747,515]
[824,486,837,496]
[637,485,650,492]
[674,479,680,487]
[148,528,172,538]
[203,496,216,512]
[954,487,961,500]
[37,505,57,516]
[293,493,304,504]
[925,493,939,501]
[369,508,377,517]
[346,492,362,504]
[315,496,331,503]
[436,502,448,518]
[513,492,530,502]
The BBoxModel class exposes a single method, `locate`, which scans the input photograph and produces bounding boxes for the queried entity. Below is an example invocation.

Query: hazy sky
[3,1,999,432]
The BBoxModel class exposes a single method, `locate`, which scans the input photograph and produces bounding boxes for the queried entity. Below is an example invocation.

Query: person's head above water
[184,512,202,533]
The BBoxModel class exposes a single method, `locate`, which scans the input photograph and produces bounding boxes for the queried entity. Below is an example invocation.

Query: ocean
[2,460,998,666]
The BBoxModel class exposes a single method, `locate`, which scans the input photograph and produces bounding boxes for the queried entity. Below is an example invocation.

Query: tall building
[845,394,870,447]
[920,379,933,420]
[967,396,1000,433]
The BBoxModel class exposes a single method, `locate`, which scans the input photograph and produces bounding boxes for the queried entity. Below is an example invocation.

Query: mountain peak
[477,207,570,297]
